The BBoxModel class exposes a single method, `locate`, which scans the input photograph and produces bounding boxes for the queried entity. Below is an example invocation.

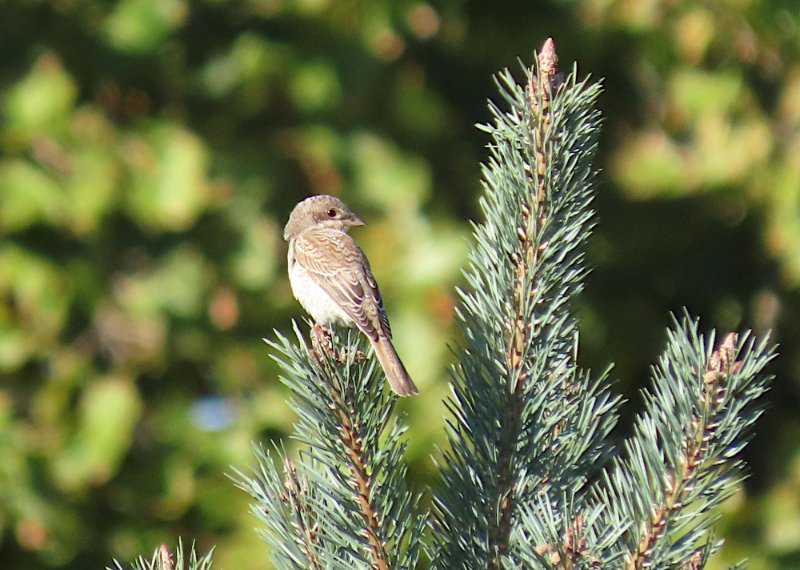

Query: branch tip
[158,544,174,570]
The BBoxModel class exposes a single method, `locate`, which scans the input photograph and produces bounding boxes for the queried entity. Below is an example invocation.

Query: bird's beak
[348,214,366,227]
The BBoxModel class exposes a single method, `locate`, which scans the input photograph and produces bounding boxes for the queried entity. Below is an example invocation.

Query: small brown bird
[284,195,418,396]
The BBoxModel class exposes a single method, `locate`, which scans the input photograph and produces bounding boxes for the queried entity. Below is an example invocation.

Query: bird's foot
[330,346,366,363]
[310,322,335,360]
[309,323,366,364]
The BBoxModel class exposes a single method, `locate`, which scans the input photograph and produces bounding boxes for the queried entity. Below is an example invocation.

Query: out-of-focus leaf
[202,33,287,108]
[692,115,771,186]
[611,131,686,198]
[766,158,800,284]
[55,376,142,490]
[778,69,800,125]
[391,78,447,139]
[0,326,31,371]
[93,301,167,367]
[669,68,743,120]
[351,131,430,207]
[64,148,118,235]
[0,391,18,489]
[290,59,342,112]
[31,348,89,428]
[0,159,63,230]
[762,466,800,555]
[2,53,76,143]
[57,107,120,234]
[399,219,467,286]
[673,8,715,63]
[124,125,212,231]
[231,216,280,290]
[114,246,209,318]
[0,245,71,342]
[155,456,196,518]
[615,69,772,200]
[104,0,188,52]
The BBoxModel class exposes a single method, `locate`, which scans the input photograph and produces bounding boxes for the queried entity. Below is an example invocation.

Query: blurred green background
[0,0,799,568]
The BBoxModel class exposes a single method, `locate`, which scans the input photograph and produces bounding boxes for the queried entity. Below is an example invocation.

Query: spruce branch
[234,324,425,570]
[107,540,213,570]
[235,444,335,568]
[591,315,774,568]
[513,493,609,568]
[281,457,322,569]
[431,38,620,569]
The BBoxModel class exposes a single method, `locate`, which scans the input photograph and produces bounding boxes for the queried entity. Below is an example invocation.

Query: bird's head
[283,195,366,241]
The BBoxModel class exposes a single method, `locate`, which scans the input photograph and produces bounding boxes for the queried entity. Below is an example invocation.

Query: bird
[283,195,419,396]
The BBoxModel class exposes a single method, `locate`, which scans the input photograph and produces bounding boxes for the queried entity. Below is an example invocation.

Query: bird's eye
[327,208,337,218]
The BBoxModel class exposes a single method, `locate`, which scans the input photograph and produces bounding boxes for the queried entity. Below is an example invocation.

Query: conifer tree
[112,38,774,570]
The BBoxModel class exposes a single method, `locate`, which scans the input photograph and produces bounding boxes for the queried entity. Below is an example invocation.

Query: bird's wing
[293,228,391,340]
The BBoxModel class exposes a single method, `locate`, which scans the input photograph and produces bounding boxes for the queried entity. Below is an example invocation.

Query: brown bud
[159,545,174,570]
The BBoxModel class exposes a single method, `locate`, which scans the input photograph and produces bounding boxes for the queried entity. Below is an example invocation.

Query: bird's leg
[336,343,367,364]
[310,322,367,364]
[350,346,367,363]
[309,322,339,380]
[310,322,335,360]
[311,321,356,364]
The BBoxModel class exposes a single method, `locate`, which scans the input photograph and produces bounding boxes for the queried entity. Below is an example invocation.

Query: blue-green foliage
[430,53,774,570]
[234,326,425,569]
[108,540,213,570]
[591,317,774,567]
[430,58,622,568]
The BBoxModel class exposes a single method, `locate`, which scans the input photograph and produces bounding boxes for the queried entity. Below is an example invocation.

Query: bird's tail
[371,336,418,396]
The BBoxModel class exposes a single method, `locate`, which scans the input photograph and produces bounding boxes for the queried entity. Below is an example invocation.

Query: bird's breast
[288,256,353,326]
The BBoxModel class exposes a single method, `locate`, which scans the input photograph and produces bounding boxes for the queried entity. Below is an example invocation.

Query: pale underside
[288,259,355,326]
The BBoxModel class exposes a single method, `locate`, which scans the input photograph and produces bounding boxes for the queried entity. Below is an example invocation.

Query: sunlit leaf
[114,246,209,318]
[2,53,76,143]
[104,0,188,52]
[611,131,686,198]
[0,244,71,341]
[290,59,342,112]
[124,124,212,231]
[0,159,63,230]
[669,68,743,120]
[351,131,430,207]
[64,149,119,235]
[56,376,142,489]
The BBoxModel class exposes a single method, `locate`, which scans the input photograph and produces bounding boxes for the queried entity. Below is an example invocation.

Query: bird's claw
[311,322,333,349]
[310,322,335,362]
[309,323,365,364]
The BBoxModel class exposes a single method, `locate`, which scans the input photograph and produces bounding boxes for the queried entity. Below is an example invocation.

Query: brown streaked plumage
[284,195,418,396]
